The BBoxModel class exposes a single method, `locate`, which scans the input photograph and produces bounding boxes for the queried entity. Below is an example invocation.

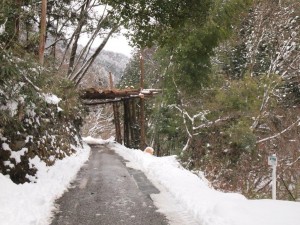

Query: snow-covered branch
[193,116,232,130]
[286,156,300,167]
[256,117,300,144]
[22,75,41,92]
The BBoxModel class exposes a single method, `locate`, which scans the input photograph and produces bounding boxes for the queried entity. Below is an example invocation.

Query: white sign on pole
[268,154,277,200]
[268,155,277,166]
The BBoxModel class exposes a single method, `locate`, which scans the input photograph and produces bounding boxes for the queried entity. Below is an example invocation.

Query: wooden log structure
[123,98,130,147]
[130,99,139,148]
[113,102,122,144]
[81,87,161,100]
[80,51,162,149]
[80,84,161,149]
[139,95,146,150]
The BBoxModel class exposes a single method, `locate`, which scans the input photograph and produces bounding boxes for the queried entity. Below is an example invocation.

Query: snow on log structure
[80,87,161,101]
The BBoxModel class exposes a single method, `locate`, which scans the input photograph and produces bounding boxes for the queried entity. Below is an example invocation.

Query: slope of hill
[77,48,130,88]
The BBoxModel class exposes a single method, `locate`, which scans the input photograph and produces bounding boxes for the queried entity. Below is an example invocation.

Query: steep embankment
[0,48,85,184]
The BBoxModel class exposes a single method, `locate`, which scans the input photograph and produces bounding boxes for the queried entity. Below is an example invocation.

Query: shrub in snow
[0,46,85,184]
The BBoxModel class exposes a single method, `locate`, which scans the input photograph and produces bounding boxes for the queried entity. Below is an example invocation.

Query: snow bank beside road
[0,143,90,225]
[110,142,300,225]
[1,136,299,225]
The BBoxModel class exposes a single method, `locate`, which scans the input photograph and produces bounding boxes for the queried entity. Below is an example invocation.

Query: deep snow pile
[0,144,90,225]
[109,142,300,225]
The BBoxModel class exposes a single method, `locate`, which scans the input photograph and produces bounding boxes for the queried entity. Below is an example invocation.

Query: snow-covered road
[1,137,300,225]
[51,144,168,225]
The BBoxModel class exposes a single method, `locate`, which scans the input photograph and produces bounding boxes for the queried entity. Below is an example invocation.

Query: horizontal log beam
[82,99,123,105]
[80,88,162,100]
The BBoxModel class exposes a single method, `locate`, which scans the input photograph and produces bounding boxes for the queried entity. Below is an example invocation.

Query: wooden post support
[128,98,134,148]
[131,98,139,148]
[123,98,130,147]
[113,102,122,144]
[139,96,146,150]
[139,50,146,149]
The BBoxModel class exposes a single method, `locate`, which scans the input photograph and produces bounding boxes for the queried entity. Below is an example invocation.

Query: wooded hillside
[119,0,300,200]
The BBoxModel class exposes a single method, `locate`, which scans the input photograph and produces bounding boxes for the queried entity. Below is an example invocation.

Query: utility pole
[39,0,47,65]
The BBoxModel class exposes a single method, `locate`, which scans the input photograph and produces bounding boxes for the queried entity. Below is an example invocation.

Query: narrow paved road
[50,144,168,225]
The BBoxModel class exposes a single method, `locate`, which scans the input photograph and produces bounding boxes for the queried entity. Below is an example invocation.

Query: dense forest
[1,0,299,201]
[119,0,300,200]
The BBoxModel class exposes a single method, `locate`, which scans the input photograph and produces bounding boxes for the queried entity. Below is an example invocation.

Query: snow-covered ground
[1,137,300,225]
[109,141,300,225]
[0,143,90,225]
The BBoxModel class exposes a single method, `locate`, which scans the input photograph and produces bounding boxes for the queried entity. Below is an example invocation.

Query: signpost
[268,154,277,200]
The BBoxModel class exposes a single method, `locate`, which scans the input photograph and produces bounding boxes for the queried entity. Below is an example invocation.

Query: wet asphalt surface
[50,144,169,225]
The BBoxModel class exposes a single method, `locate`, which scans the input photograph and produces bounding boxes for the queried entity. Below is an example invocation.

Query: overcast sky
[104,34,133,57]
[79,32,134,58]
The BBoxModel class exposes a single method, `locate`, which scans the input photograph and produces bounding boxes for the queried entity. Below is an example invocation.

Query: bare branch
[22,75,41,92]
[256,118,300,144]
[193,116,232,130]
[71,26,118,86]
[71,6,109,74]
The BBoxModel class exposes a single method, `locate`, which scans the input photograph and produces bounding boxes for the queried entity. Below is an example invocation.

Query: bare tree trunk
[15,0,21,40]
[72,27,117,86]
[68,0,91,75]
[4,0,21,48]
[71,6,108,75]
[39,0,47,65]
